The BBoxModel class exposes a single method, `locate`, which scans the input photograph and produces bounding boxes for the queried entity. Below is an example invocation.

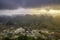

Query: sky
[0,0,60,15]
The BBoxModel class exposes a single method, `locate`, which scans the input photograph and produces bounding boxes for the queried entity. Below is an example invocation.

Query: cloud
[0,0,21,9]
[0,8,31,15]
[0,0,60,9]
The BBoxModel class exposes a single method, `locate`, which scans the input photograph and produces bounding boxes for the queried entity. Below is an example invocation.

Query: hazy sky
[0,0,60,15]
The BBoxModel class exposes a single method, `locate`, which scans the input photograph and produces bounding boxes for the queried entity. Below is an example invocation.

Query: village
[0,27,59,40]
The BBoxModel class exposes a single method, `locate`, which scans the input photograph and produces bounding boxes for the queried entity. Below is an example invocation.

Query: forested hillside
[0,14,60,31]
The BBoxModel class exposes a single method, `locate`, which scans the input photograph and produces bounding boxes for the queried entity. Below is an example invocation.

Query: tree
[6,20,14,25]
[3,37,12,40]
[37,37,44,40]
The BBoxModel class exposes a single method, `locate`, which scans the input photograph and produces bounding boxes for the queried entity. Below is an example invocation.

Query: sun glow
[29,9,60,15]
